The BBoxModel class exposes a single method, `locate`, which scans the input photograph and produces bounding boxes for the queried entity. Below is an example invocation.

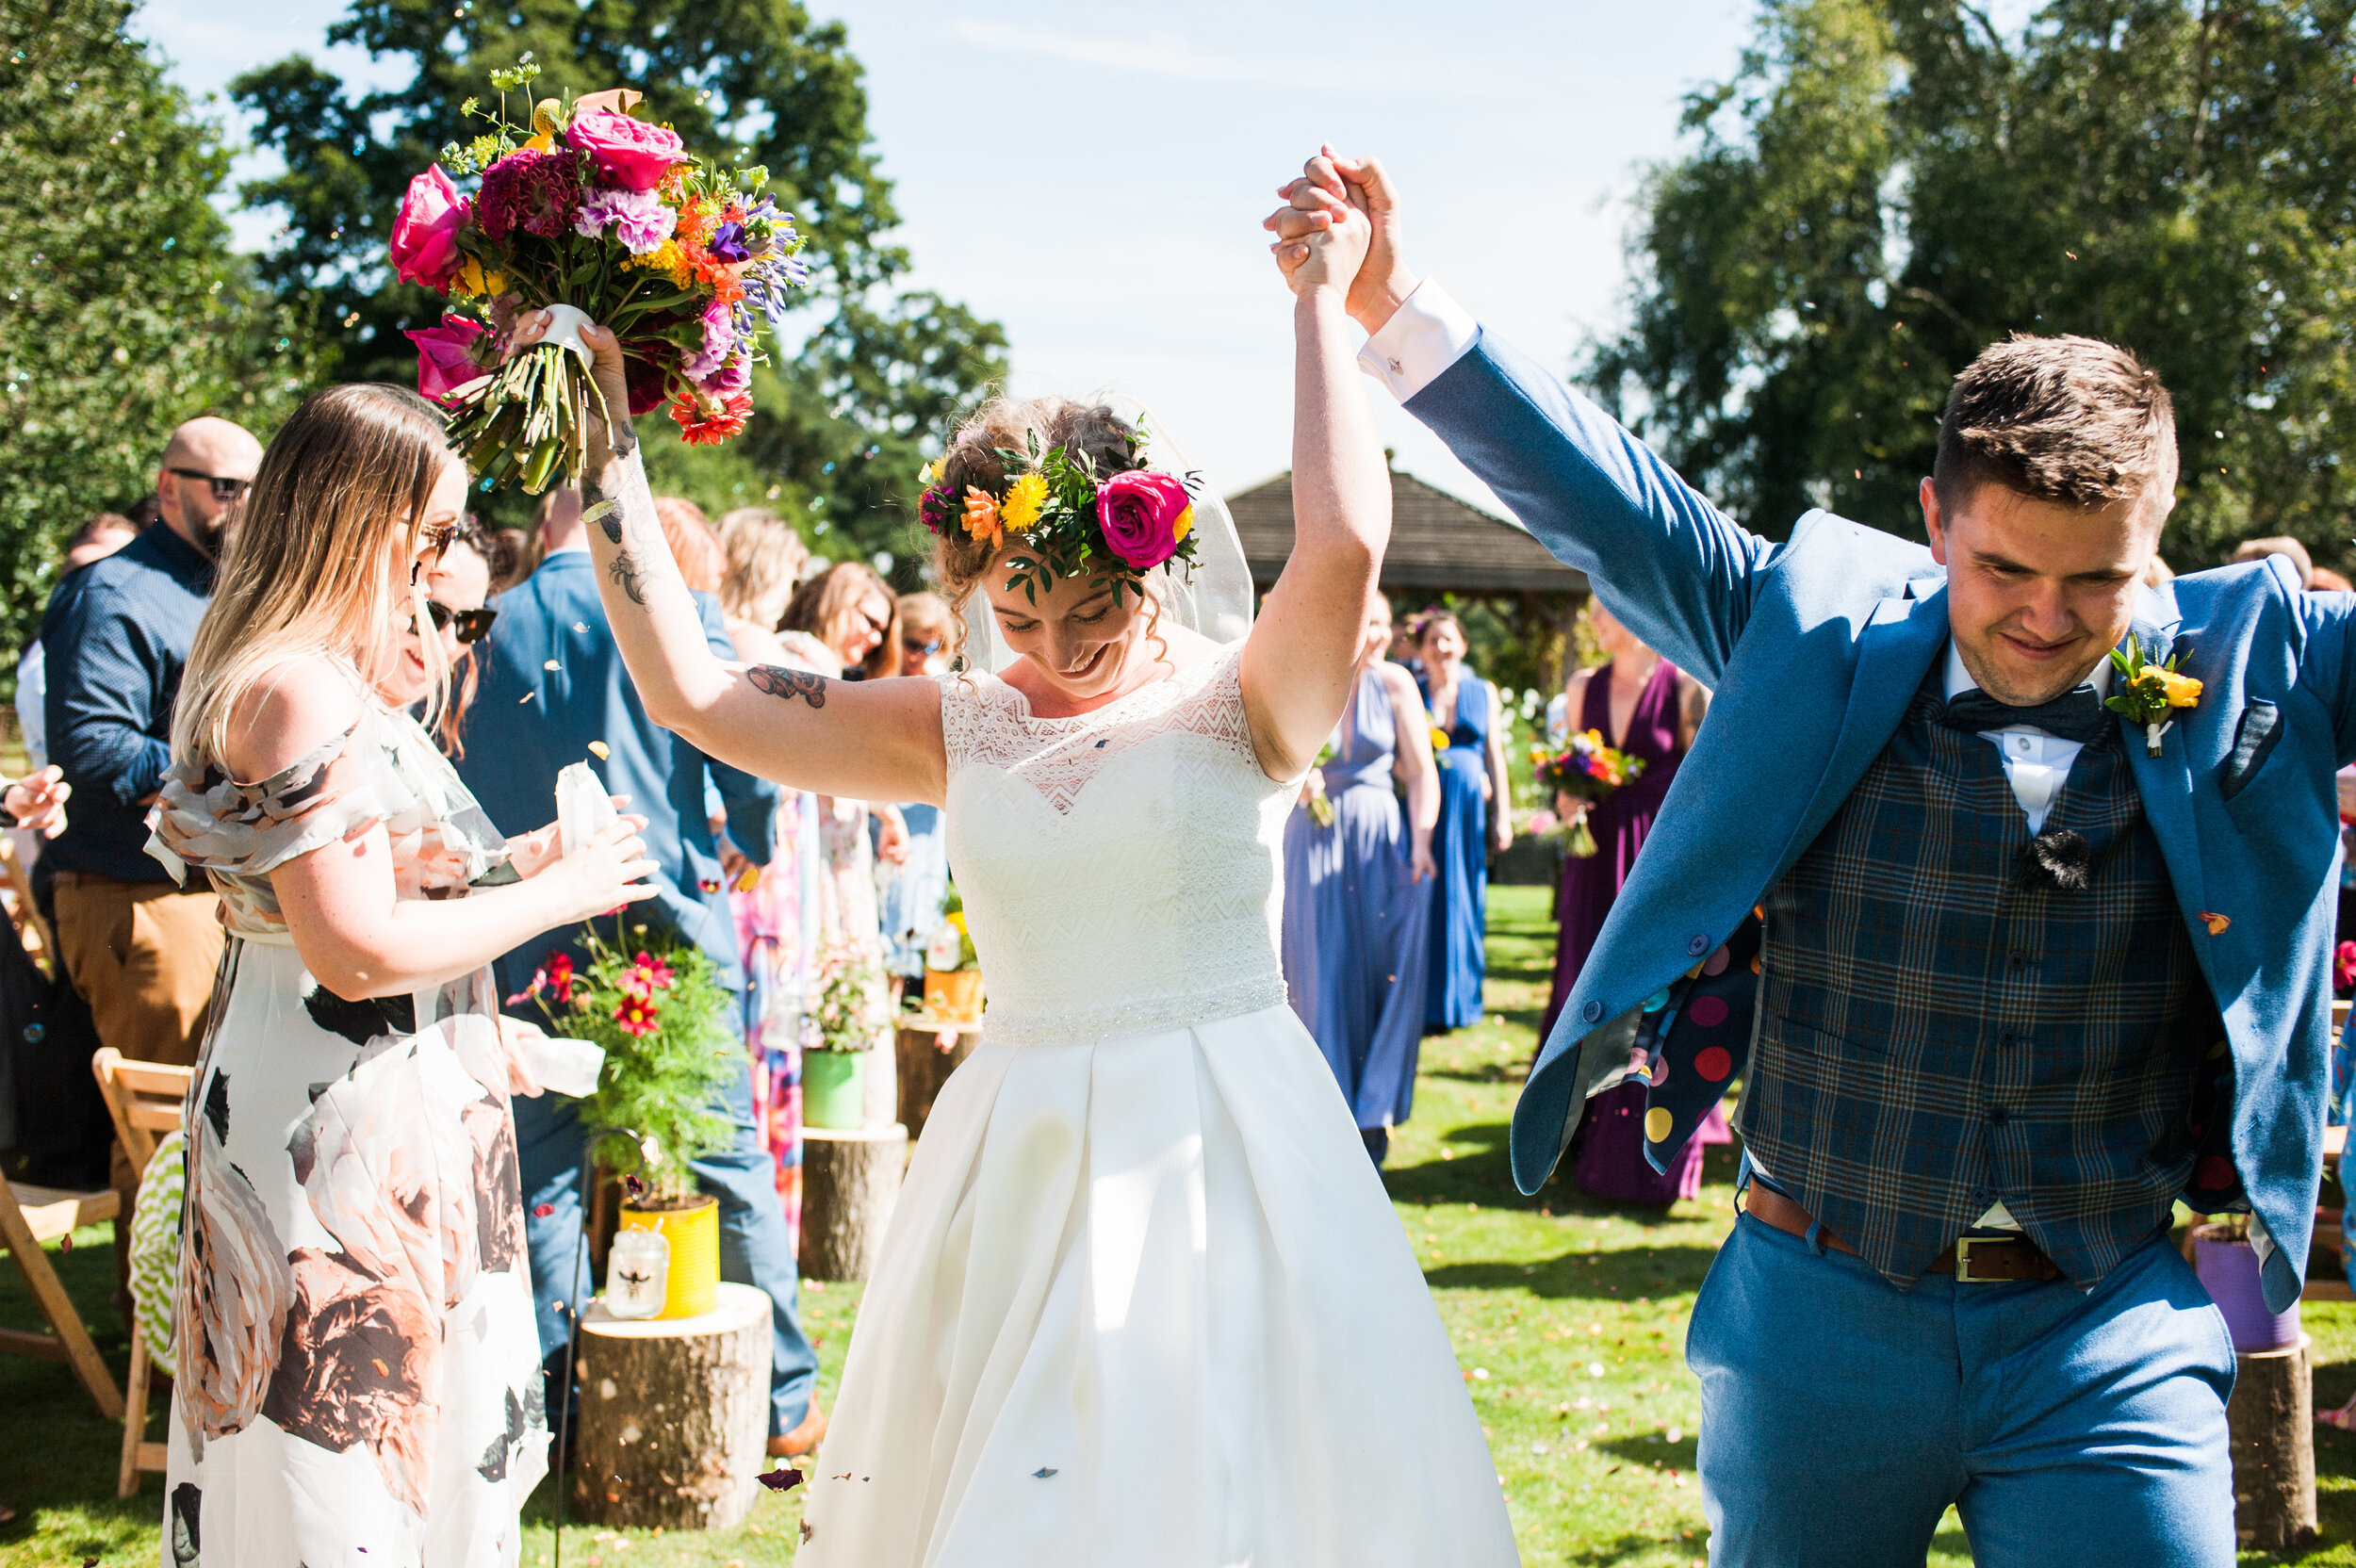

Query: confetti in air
[756,1467,804,1493]
[588,741,610,760]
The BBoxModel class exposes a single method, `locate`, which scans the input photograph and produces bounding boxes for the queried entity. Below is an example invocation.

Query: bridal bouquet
[390,57,810,493]
[1532,731,1647,859]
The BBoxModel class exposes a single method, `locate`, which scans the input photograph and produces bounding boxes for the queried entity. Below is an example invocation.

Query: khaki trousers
[53,874,224,1298]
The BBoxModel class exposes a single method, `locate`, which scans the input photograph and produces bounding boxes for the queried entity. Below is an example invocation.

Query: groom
[1270,155,2350,1564]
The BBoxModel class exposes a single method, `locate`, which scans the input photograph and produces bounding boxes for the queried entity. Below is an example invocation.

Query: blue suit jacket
[1409,328,2356,1311]
[454,551,779,1008]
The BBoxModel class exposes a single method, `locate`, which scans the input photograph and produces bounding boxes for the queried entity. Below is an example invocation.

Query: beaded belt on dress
[981,974,1290,1049]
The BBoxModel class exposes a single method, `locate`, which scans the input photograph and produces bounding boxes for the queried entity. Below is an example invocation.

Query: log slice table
[895,1011,984,1141]
[574,1281,770,1530]
[2230,1332,2317,1550]
[801,1123,908,1282]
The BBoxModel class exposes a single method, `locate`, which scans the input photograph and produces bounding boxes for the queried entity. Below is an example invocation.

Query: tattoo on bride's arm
[747,666,827,709]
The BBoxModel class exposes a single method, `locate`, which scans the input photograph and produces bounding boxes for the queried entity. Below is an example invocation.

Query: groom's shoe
[769,1398,828,1458]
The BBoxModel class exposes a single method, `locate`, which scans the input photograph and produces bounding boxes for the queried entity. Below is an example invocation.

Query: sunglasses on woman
[903,634,944,656]
[411,600,498,645]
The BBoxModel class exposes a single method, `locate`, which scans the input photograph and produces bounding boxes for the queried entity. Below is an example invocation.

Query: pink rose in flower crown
[390,165,469,290]
[564,108,688,192]
[407,316,490,404]
[1095,470,1195,570]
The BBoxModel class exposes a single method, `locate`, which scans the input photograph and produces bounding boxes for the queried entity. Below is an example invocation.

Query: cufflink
[1387,357,1403,374]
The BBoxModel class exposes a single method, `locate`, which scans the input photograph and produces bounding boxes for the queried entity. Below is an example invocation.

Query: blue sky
[135,0,1772,509]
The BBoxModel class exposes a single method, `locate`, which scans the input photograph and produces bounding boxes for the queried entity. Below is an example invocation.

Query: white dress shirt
[1944,643,2114,834]
[1357,280,1481,403]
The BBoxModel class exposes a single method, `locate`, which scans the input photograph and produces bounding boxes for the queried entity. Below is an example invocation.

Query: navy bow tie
[1939,684,2111,743]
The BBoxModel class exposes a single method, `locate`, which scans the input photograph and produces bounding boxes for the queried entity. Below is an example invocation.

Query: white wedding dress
[795,642,1518,1568]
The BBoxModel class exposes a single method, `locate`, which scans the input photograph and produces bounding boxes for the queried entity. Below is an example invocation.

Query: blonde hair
[175,384,456,770]
[716,507,808,624]
[652,495,725,595]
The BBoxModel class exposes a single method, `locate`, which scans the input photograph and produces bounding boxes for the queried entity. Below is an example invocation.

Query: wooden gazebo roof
[1227,467,1588,595]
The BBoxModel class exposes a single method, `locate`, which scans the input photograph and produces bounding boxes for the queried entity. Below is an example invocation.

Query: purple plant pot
[2193,1223,2300,1353]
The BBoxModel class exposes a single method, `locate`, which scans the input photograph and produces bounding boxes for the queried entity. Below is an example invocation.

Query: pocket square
[2218,699,2281,801]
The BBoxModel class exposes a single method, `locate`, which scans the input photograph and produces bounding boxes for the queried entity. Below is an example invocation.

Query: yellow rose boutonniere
[2105,633,2202,757]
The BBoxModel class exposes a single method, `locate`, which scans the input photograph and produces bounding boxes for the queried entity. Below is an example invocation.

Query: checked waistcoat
[1738,678,2236,1290]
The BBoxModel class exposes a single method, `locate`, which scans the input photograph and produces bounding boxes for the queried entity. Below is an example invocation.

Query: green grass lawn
[8,882,2356,1564]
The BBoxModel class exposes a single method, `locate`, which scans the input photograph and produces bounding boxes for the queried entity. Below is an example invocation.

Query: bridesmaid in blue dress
[1418,612,1512,1031]
[1281,593,1440,1164]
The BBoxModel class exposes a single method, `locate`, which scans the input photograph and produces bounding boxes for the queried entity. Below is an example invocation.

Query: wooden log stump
[2230,1332,2318,1551]
[801,1123,907,1282]
[574,1282,770,1530]
[895,1013,982,1141]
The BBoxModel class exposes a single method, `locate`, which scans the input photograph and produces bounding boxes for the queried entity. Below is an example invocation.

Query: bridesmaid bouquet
[1532,731,1648,859]
[390,57,810,493]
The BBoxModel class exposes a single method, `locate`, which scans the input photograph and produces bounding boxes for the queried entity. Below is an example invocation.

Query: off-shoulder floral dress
[146,697,548,1568]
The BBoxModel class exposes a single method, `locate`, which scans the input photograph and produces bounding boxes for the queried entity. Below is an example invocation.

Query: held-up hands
[1263,148,1419,331]
[541,811,662,926]
[1264,143,1375,297]
[508,310,635,468]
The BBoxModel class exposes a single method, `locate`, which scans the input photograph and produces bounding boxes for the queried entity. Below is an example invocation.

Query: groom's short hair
[1933,334,2176,516]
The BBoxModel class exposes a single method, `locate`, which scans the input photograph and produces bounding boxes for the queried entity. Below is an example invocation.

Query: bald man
[41,416,260,1287]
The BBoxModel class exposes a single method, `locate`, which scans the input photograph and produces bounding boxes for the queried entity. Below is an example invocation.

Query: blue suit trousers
[1688,1210,2235,1566]
[514,1067,820,1439]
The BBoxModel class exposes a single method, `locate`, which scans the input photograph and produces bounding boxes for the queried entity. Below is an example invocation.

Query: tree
[232,0,1006,570]
[0,0,313,665]
[1586,0,2356,573]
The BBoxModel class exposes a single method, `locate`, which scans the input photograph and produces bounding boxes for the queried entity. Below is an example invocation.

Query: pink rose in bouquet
[406,316,490,404]
[1095,470,1195,570]
[566,108,689,191]
[390,165,469,289]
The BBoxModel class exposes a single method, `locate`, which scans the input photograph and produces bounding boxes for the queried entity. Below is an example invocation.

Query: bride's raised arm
[1240,185,1388,780]
[508,312,947,806]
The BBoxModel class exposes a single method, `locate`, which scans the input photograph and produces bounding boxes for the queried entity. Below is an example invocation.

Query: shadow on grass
[1426,1245,1721,1299]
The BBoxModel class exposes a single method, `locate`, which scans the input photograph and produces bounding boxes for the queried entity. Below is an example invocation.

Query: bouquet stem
[1566,816,1599,859]
[445,306,611,496]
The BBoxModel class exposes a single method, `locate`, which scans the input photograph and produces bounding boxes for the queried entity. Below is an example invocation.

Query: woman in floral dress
[146,384,655,1568]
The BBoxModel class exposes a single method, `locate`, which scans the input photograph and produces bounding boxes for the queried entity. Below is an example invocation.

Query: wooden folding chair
[0,1170,122,1419]
[91,1048,191,1495]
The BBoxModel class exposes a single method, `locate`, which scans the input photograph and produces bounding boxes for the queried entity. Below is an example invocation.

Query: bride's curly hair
[931,395,1150,669]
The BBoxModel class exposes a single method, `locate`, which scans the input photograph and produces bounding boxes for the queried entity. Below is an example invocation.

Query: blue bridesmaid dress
[1424,676,1493,1031]
[1281,666,1435,1160]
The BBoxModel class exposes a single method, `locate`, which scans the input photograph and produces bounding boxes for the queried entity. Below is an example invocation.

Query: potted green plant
[517,920,736,1318]
[805,938,891,1129]
[922,883,983,1022]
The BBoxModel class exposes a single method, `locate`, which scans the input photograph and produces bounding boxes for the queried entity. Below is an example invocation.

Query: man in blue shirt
[457,487,826,1456]
[41,416,260,1276]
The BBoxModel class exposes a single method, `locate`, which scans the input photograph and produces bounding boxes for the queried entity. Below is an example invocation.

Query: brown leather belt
[1744,1183,2067,1283]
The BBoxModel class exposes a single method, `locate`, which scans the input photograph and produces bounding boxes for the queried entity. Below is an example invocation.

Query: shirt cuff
[1356,279,1480,403]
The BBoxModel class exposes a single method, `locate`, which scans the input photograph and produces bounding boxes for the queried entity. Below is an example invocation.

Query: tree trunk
[895,1019,981,1141]
[801,1123,908,1282]
[573,1282,770,1530]
[2230,1333,2317,1551]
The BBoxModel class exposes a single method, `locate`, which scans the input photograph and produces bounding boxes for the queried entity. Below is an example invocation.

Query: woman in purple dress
[1542,602,1722,1203]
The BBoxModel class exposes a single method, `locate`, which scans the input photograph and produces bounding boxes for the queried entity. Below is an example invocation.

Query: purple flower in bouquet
[478,149,581,241]
[681,296,737,382]
[406,315,490,405]
[695,353,751,399]
[707,220,752,264]
[573,186,676,255]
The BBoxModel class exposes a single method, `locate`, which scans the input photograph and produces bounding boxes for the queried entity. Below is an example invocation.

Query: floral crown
[915,424,1202,605]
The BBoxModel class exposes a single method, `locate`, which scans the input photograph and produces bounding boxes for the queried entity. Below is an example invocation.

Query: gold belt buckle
[1954,1236,1990,1282]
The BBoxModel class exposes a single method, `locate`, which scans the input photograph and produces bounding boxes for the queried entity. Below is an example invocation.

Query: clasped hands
[1263,147,1421,328]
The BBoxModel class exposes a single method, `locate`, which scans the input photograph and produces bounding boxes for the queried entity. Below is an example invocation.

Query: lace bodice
[939,642,1298,1046]
[147,700,509,941]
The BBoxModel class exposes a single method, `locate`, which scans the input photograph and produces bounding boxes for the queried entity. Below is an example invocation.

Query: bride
[512,183,1517,1565]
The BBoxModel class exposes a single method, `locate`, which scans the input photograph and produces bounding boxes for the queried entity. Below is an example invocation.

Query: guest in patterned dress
[1541,601,1726,1203]
[716,507,817,1254]
[145,384,659,1568]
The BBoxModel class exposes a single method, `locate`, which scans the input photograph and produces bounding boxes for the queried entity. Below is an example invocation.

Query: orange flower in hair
[962,486,1004,547]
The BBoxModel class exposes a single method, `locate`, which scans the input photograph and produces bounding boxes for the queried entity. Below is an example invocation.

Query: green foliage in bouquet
[515,920,735,1205]
[810,937,891,1053]
[924,885,979,973]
